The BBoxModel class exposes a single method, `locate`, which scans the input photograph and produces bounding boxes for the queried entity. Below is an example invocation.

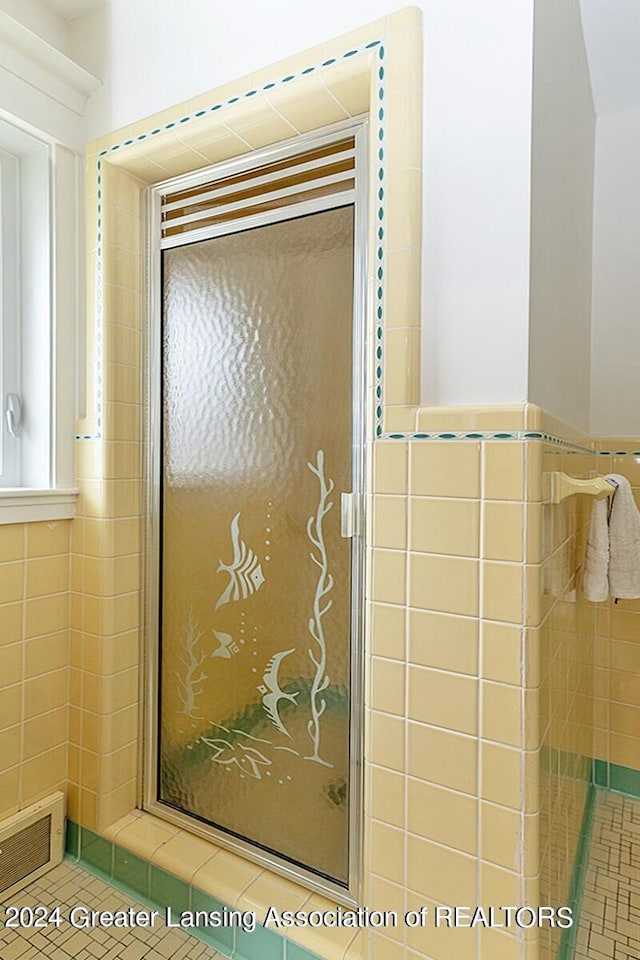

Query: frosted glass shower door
[157,206,358,887]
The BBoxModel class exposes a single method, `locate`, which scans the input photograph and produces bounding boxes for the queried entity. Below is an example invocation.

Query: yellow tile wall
[366,438,539,960]
[66,11,574,960]
[0,520,71,819]
[0,9,613,959]
[592,439,640,775]
[69,158,144,833]
[69,11,427,960]
[530,441,596,960]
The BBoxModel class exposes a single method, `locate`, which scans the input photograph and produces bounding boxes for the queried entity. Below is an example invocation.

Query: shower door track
[143,117,369,905]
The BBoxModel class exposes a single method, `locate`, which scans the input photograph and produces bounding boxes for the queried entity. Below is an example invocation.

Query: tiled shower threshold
[572,790,640,959]
[0,860,222,960]
[3,790,638,960]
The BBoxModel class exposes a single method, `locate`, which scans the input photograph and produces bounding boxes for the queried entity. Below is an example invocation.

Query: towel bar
[549,472,617,504]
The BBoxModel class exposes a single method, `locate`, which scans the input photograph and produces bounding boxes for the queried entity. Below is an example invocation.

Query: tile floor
[574,790,640,960]
[0,860,221,960]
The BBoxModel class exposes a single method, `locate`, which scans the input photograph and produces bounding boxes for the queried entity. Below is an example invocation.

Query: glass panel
[159,206,354,885]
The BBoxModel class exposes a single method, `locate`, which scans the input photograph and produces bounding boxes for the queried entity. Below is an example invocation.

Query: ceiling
[579,0,640,116]
[40,0,102,22]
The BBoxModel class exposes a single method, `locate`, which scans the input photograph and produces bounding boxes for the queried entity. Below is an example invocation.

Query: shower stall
[143,122,368,900]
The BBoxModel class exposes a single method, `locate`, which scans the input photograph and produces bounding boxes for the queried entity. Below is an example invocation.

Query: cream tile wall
[530,441,596,960]
[592,439,640,775]
[367,438,539,960]
[69,159,143,833]
[68,11,429,960]
[0,521,70,819]
[0,10,612,960]
[61,10,596,960]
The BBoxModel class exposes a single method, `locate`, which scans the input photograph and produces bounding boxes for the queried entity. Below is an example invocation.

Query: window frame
[0,114,79,523]
[0,144,20,486]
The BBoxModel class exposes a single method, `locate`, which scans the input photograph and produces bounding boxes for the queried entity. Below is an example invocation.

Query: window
[0,143,20,486]
[0,115,78,522]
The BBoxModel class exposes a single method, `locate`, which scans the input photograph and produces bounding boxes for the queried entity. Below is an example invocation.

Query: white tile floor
[573,791,640,960]
[0,861,221,960]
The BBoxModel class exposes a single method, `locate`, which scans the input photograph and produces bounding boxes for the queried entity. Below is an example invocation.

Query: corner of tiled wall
[68,158,145,834]
[528,435,597,960]
[367,433,543,960]
[591,440,640,782]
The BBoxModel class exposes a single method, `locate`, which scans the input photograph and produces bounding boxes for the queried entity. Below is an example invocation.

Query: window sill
[0,487,79,524]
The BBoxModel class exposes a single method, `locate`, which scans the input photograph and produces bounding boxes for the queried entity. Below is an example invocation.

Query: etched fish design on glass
[200,724,272,780]
[258,649,299,738]
[211,629,239,659]
[215,512,265,610]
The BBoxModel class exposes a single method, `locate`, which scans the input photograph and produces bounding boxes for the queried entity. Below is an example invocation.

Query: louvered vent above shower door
[160,136,356,246]
[146,121,367,902]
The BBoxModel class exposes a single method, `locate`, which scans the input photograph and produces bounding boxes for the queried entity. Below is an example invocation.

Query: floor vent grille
[0,793,64,898]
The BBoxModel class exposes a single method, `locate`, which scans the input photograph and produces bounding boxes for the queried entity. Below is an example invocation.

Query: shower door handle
[341,492,362,538]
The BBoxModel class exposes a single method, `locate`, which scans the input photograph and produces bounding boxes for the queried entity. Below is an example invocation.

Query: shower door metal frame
[143,117,369,904]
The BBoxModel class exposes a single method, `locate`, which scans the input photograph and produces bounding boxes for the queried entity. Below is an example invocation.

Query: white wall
[0,0,97,147]
[528,0,595,433]
[590,105,640,437]
[1,0,70,56]
[70,0,536,409]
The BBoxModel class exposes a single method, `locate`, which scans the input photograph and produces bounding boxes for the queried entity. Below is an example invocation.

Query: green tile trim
[380,429,596,452]
[114,845,150,900]
[593,759,640,798]
[557,781,596,960]
[191,888,236,955]
[67,820,324,960]
[236,923,284,960]
[149,865,190,914]
[596,449,640,456]
[592,757,609,787]
[285,943,324,960]
[79,827,113,877]
[65,819,79,859]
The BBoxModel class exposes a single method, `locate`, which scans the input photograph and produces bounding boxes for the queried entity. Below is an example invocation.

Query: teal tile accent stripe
[381,429,595,451]
[98,40,382,158]
[557,782,596,960]
[79,39,384,443]
[596,448,640,456]
[374,41,385,439]
[65,821,321,960]
[592,758,640,798]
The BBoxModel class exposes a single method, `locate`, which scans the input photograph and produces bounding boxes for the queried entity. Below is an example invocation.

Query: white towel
[583,474,640,601]
[583,489,610,602]
[608,474,640,598]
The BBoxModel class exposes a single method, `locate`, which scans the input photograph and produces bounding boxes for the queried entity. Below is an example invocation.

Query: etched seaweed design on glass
[305,450,334,767]
[174,608,207,719]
